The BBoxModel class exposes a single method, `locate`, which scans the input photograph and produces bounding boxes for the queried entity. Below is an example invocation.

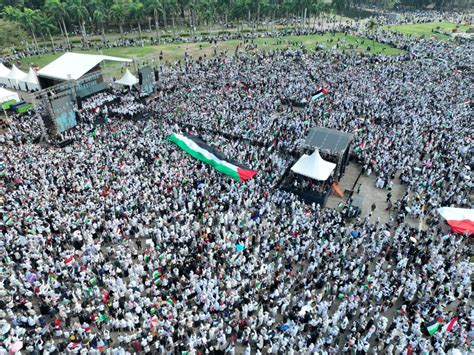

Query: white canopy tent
[0,63,11,86]
[22,67,41,92]
[291,149,336,181]
[0,87,20,104]
[38,52,132,81]
[115,69,139,87]
[5,65,27,90]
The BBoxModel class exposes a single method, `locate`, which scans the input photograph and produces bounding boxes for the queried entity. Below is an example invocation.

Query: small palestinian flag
[425,318,443,336]
[4,215,14,226]
[64,255,75,264]
[166,299,176,306]
[364,276,376,288]
[98,313,110,323]
[144,252,150,263]
[443,316,458,332]
[25,214,34,223]
[168,133,257,181]
[83,215,90,224]
[312,88,328,101]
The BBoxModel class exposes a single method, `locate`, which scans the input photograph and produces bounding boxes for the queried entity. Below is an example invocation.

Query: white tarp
[115,69,139,87]
[0,87,20,104]
[22,67,41,92]
[5,65,27,89]
[0,63,11,86]
[38,52,132,81]
[291,149,336,181]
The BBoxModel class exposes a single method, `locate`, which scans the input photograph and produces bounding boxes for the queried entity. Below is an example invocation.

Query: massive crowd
[1,11,473,355]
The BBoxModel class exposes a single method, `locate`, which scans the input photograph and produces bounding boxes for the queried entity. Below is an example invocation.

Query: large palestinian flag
[168,133,257,181]
[311,88,328,101]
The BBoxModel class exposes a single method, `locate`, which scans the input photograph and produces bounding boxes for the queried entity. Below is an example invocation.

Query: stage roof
[38,52,132,81]
[291,149,336,181]
[305,127,353,153]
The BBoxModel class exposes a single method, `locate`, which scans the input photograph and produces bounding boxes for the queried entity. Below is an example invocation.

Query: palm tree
[311,0,324,29]
[167,0,179,37]
[128,0,145,40]
[67,0,89,46]
[3,6,40,50]
[45,0,71,49]
[91,0,110,44]
[38,14,59,50]
[198,0,216,32]
[145,0,163,42]
[217,0,232,27]
[367,17,378,50]
[163,0,179,30]
[21,8,42,51]
[111,0,129,39]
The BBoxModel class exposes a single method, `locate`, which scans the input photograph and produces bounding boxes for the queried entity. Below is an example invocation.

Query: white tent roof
[115,69,138,87]
[24,67,40,85]
[6,65,27,81]
[0,87,20,103]
[291,149,336,181]
[0,63,10,77]
[38,52,132,81]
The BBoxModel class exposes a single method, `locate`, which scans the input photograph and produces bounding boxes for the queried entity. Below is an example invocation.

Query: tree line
[1,0,470,50]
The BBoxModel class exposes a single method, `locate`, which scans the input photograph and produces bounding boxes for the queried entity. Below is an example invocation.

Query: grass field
[385,21,472,40]
[18,32,404,76]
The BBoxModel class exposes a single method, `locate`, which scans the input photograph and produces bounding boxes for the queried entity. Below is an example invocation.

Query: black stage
[279,127,353,207]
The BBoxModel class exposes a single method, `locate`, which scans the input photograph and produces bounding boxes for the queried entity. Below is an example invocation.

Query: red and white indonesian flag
[437,207,474,235]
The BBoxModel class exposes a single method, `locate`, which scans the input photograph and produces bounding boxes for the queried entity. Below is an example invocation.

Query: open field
[18,32,404,76]
[385,21,472,40]
[2,14,353,51]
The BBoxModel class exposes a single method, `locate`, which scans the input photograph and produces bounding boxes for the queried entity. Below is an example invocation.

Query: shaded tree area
[0,0,471,49]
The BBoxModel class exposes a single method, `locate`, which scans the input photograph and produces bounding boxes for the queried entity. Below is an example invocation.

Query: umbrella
[0,321,11,335]
[383,230,391,237]
[351,230,360,238]
[17,235,28,246]
[9,341,23,353]
[299,304,313,316]
[235,244,244,252]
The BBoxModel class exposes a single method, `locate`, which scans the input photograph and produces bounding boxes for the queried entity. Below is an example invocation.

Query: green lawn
[385,21,472,40]
[18,32,404,77]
